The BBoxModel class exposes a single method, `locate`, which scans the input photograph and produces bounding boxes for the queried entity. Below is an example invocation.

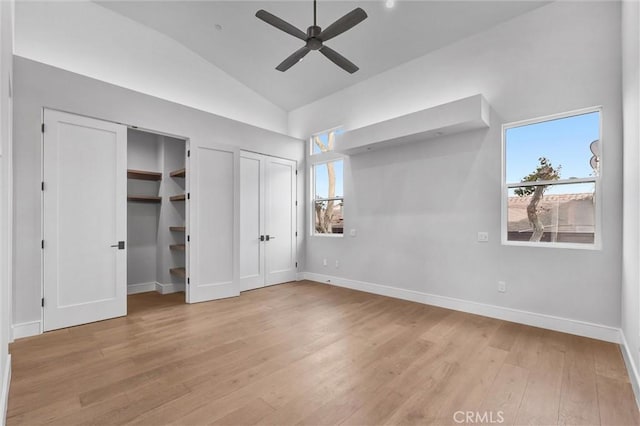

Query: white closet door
[43,110,127,331]
[187,145,239,303]
[265,156,297,286]
[240,152,265,291]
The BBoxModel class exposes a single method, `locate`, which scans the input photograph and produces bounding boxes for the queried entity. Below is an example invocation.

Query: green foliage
[514,157,561,197]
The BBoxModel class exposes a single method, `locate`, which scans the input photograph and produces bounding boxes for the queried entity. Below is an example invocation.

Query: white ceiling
[97,1,547,111]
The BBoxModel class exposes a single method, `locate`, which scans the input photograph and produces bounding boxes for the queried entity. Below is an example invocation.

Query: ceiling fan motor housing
[306,26,323,50]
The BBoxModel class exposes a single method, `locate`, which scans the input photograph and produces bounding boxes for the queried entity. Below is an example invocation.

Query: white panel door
[239,152,296,290]
[187,145,239,303]
[265,157,297,285]
[43,110,127,331]
[239,152,265,291]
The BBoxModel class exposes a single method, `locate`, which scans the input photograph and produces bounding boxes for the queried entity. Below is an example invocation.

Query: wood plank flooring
[7,281,639,425]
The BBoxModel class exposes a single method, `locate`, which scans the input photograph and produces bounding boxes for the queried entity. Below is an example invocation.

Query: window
[310,127,345,235]
[503,108,601,248]
[313,160,344,235]
[310,128,343,155]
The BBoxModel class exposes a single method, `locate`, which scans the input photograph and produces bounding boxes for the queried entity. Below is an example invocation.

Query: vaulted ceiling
[97,1,547,111]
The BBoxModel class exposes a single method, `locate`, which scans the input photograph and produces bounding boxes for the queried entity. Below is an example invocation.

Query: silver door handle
[268,236,276,240]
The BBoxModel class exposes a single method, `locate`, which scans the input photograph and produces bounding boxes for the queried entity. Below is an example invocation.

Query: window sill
[501,240,601,251]
[311,233,344,238]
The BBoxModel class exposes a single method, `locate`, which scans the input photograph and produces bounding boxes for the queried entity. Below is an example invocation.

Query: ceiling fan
[256,0,367,74]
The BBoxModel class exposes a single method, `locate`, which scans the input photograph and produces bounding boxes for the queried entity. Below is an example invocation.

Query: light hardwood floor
[7,281,640,425]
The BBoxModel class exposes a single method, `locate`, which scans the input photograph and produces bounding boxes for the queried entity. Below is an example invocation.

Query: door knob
[110,241,125,250]
[259,235,265,241]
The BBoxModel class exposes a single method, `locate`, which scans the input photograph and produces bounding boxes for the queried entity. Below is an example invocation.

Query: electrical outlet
[478,232,489,242]
[323,258,327,267]
[350,229,357,237]
[498,281,506,293]
[335,260,339,268]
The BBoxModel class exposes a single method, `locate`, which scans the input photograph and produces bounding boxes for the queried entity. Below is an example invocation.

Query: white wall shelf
[334,95,490,155]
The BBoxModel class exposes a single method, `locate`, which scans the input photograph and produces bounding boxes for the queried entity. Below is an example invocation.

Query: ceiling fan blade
[318,8,367,42]
[319,46,359,74]
[276,46,311,72]
[256,10,307,41]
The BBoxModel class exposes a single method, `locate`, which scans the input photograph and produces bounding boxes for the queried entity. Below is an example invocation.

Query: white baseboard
[301,272,621,344]
[127,282,157,295]
[1,354,10,426]
[11,320,41,340]
[156,282,185,295]
[620,331,640,410]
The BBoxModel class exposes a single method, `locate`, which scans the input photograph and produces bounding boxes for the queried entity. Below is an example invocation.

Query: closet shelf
[170,168,186,178]
[128,195,161,203]
[127,169,162,181]
[170,194,186,202]
[170,267,186,278]
[169,226,186,232]
[170,244,186,251]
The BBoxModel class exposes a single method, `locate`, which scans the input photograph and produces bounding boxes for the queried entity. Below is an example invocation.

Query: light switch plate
[477,232,489,242]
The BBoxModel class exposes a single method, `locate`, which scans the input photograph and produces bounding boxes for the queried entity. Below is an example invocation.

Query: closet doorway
[127,128,188,298]
[240,151,297,291]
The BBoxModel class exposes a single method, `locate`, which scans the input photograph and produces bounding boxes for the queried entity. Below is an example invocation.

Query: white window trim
[309,127,346,237]
[501,106,603,250]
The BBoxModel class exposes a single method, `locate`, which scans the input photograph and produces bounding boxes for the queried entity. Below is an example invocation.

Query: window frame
[309,126,342,156]
[309,127,345,238]
[501,106,603,250]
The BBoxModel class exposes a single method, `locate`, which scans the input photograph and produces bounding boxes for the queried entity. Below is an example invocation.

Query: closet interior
[127,128,187,296]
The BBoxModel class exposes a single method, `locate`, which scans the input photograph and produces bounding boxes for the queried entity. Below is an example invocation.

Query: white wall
[0,0,12,421]
[621,0,640,403]
[12,57,304,328]
[292,2,623,331]
[13,1,288,135]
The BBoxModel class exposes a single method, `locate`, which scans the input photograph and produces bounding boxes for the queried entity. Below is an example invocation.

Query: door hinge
[187,277,190,285]
[41,298,44,307]
[295,231,298,237]
[295,262,298,268]
[41,123,45,133]
[41,240,44,249]
[295,201,298,206]
[187,150,191,157]
[41,182,45,191]
[187,235,190,242]
[187,193,191,200]
[295,170,298,176]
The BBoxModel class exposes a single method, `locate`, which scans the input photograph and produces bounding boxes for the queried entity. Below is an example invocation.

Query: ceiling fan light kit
[256,0,368,73]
